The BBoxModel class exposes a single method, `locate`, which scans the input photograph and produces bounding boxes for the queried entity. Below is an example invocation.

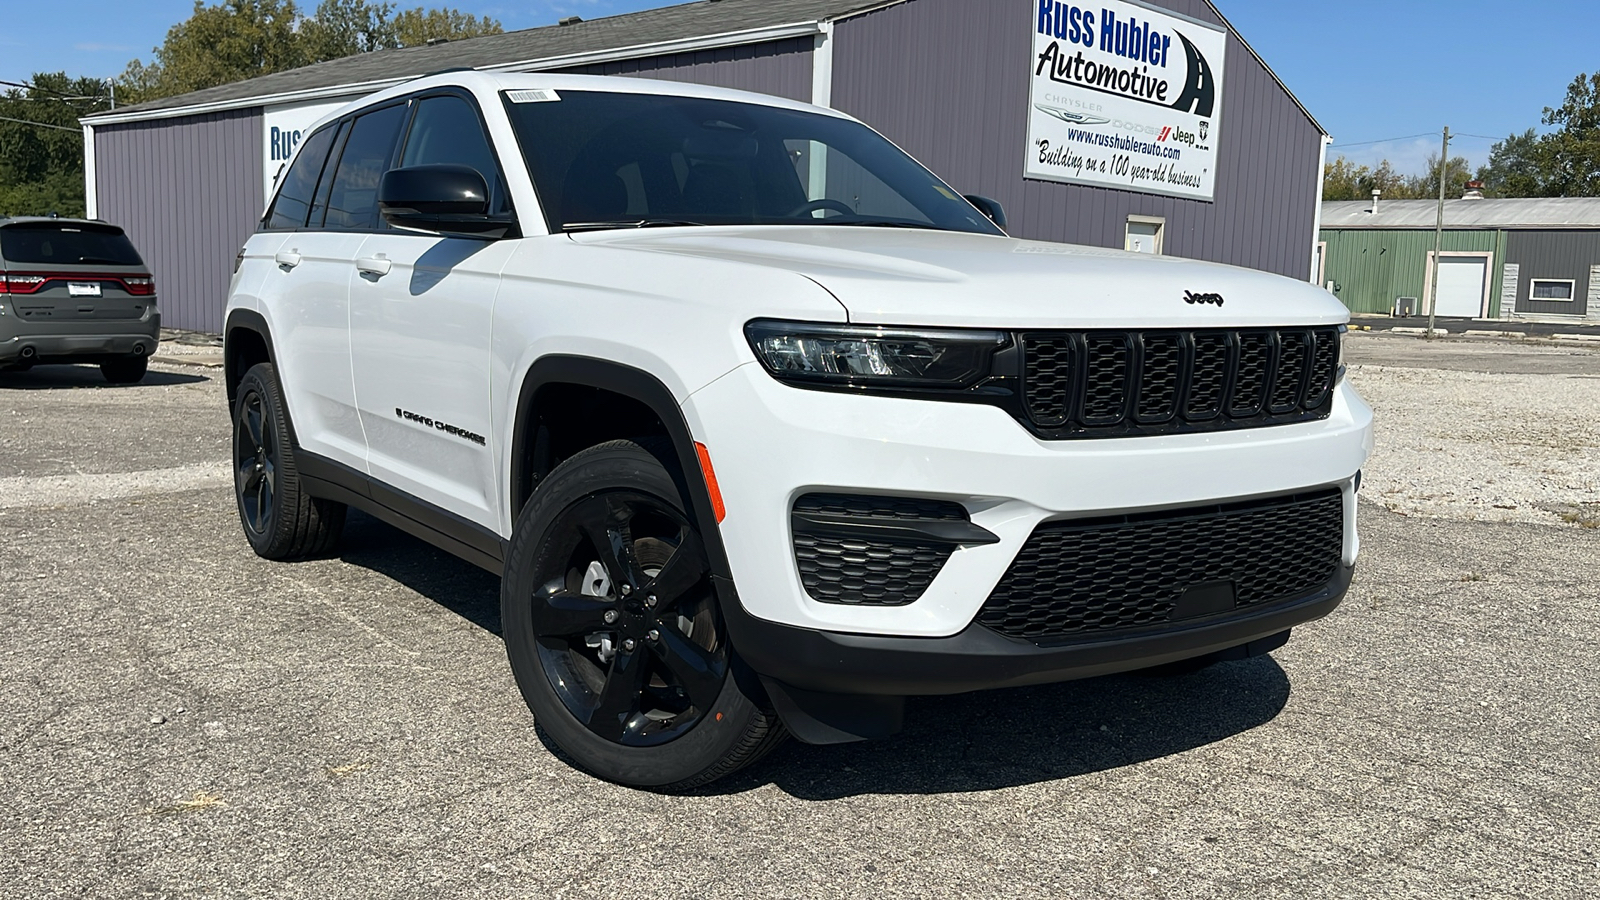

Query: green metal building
[1319,197,1600,321]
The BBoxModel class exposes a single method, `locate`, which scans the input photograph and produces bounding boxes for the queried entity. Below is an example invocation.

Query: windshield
[503,90,1003,236]
[0,223,144,266]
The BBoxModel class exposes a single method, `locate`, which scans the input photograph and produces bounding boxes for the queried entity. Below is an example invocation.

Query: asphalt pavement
[1,353,1595,899]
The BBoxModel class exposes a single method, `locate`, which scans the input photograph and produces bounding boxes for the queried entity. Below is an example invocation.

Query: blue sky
[3,0,1595,175]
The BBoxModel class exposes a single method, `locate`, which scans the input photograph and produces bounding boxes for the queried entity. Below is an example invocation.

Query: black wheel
[502,440,785,790]
[101,356,148,384]
[232,362,345,560]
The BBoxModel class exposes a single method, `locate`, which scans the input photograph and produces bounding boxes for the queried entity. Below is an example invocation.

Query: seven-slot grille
[1021,327,1341,438]
[978,488,1345,644]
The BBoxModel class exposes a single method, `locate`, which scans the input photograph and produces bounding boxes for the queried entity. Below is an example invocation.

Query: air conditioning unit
[1394,297,1418,317]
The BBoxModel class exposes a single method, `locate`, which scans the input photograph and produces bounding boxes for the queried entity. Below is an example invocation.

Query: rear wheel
[101,356,148,384]
[232,362,345,559]
[502,440,785,790]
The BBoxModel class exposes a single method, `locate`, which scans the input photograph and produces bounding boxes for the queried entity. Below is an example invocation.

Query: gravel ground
[2,348,1597,899]
[1346,334,1600,529]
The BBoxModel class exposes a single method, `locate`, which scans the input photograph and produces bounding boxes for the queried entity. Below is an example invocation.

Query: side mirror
[378,164,513,239]
[963,194,1007,230]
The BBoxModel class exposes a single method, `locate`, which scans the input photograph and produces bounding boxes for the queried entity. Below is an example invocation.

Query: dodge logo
[1184,291,1225,307]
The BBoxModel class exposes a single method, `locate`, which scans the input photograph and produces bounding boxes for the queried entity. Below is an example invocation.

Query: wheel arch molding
[508,355,734,585]
[223,308,279,409]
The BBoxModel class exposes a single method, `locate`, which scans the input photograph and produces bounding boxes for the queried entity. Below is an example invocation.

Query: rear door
[0,222,155,332]
[347,92,516,528]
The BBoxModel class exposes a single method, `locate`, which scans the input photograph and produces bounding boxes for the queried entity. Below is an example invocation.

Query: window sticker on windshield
[932,185,958,201]
[508,89,561,104]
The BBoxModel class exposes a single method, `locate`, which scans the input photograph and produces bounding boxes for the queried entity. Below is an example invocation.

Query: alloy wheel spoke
[243,398,263,449]
[586,646,649,741]
[651,622,725,710]
[644,527,708,609]
[573,496,644,590]
[529,582,613,638]
[253,478,271,531]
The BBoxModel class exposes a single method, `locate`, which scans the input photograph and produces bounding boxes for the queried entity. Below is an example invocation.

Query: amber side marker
[694,442,727,523]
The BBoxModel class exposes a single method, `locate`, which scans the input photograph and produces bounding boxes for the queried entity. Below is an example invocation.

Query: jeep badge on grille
[1184,291,1225,307]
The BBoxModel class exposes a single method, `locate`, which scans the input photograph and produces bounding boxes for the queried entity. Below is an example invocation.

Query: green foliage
[1322,154,1472,202]
[118,1,504,104]
[1476,73,1600,198]
[0,73,114,217]
[392,7,502,46]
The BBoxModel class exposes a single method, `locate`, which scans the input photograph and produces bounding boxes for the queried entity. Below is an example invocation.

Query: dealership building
[81,0,1329,333]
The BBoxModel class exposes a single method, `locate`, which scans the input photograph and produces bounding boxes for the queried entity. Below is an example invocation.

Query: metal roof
[1321,198,1600,230]
[84,0,904,124]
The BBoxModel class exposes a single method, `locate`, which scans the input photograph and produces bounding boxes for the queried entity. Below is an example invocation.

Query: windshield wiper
[563,219,709,233]
[828,219,944,231]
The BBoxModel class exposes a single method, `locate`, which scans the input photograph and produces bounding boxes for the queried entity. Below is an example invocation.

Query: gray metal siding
[95,109,263,334]
[1504,230,1599,316]
[557,37,815,103]
[831,0,1324,279]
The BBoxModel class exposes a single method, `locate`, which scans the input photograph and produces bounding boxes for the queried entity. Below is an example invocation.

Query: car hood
[569,226,1347,329]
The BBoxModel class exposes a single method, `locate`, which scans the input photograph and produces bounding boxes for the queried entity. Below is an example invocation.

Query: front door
[347,92,518,529]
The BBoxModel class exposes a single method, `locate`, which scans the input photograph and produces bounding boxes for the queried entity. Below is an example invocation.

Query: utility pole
[1426,126,1451,340]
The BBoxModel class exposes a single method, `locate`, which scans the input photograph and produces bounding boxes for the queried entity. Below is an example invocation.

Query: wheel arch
[224,308,278,409]
[508,355,734,583]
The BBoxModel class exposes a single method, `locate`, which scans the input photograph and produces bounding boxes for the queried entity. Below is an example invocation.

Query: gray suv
[0,217,160,383]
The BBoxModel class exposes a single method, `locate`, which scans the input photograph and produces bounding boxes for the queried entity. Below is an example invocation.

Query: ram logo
[1184,291,1225,307]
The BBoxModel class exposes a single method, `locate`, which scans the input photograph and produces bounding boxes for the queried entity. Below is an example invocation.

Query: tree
[118,1,503,103]
[119,0,306,104]
[1537,72,1600,197]
[0,73,114,216]
[1408,153,1473,201]
[1322,157,1417,201]
[392,7,502,46]
[1476,129,1548,198]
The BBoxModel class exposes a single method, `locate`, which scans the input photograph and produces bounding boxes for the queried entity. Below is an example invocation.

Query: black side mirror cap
[963,194,1008,230]
[379,164,514,239]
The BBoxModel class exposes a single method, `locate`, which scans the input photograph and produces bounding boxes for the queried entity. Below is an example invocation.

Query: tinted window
[504,91,1001,235]
[0,223,143,266]
[400,95,508,214]
[265,125,337,230]
[322,104,407,230]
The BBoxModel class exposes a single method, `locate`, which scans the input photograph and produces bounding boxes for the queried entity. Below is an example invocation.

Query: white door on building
[1434,257,1488,318]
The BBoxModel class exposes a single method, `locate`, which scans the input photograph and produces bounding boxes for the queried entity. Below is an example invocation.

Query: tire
[232,362,346,560]
[101,356,148,384]
[501,439,786,791]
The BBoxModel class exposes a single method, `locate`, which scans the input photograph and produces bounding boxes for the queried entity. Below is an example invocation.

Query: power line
[1329,131,1511,150]
[0,114,82,133]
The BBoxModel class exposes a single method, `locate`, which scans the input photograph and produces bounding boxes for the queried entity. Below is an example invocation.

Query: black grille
[792,494,968,606]
[1020,328,1342,438]
[979,488,1345,644]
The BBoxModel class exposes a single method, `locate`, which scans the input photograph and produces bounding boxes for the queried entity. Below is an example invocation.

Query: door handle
[356,256,392,277]
[275,250,302,269]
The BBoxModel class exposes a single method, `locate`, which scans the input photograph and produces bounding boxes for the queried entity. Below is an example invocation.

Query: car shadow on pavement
[706,659,1292,798]
[331,511,1292,798]
[337,510,503,635]
[0,364,209,389]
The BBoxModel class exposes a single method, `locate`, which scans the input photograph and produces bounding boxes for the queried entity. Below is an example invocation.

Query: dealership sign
[1026,1,1227,201]
[261,98,356,204]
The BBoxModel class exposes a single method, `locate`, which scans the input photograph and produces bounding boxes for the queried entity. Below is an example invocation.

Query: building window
[1529,279,1575,301]
[1125,216,1164,255]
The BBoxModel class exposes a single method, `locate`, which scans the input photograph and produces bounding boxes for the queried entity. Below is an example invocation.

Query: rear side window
[0,223,144,266]
[266,125,337,230]
[322,104,407,230]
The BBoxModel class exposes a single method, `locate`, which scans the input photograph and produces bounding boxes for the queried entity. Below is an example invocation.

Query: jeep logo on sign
[1184,291,1225,307]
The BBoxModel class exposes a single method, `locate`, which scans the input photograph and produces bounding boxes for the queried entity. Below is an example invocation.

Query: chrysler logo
[1184,291,1225,307]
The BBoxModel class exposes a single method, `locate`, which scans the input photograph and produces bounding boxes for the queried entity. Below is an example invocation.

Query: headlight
[745,320,1008,390]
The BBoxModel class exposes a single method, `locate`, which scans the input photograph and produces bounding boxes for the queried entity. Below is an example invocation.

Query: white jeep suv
[225,72,1373,790]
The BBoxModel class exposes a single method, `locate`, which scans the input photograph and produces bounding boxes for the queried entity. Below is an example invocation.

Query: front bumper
[683,363,1374,639]
[722,565,1351,696]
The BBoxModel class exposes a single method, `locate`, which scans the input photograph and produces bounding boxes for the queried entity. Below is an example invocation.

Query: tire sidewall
[234,363,293,557]
[501,441,764,789]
